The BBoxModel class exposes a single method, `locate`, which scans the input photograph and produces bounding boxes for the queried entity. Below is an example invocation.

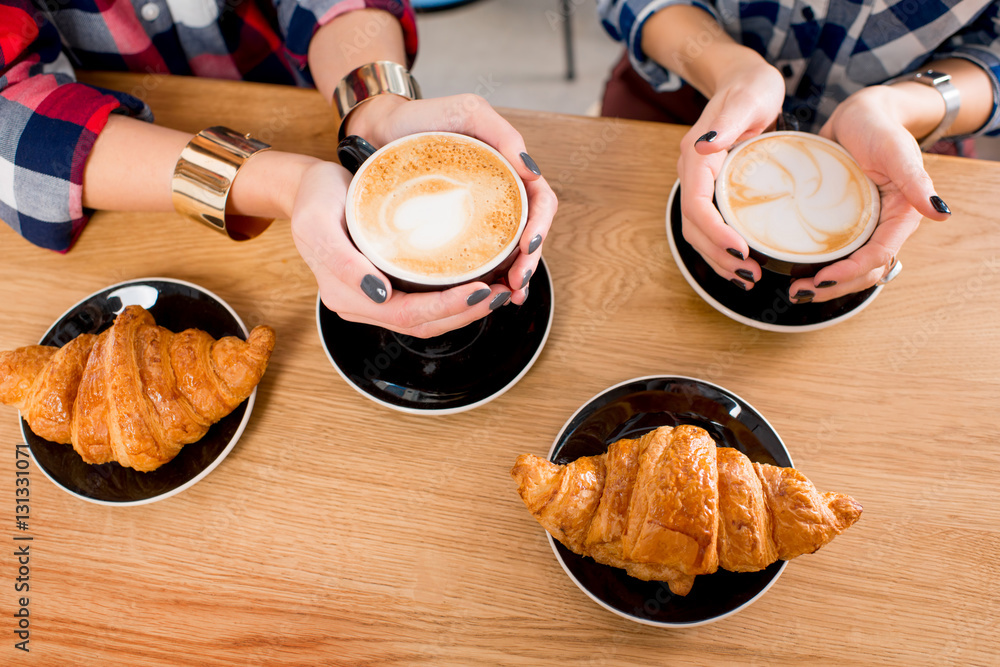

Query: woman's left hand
[797,86,952,303]
[345,94,557,305]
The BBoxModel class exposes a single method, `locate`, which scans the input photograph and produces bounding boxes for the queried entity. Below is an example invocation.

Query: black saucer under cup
[666,181,881,331]
[325,136,554,413]
[316,257,553,413]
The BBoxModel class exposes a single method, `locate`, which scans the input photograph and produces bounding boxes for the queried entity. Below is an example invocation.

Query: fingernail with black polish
[816,280,837,288]
[696,130,718,144]
[520,152,541,176]
[735,268,755,283]
[466,288,491,306]
[730,278,747,291]
[792,289,814,304]
[726,248,745,261]
[528,234,542,254]
[361,274,387,304]
[520,268,533,289]
[930,195,951,215]
[489,291,511,311]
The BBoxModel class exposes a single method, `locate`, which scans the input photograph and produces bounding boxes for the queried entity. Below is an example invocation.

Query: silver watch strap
[888,70,962,150]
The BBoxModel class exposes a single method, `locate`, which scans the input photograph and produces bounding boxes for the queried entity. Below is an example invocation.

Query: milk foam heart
[384,177,474,251]
[351,134,523,280]
[717,134,879,260]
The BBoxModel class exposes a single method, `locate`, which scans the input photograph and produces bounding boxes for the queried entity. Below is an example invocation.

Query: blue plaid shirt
[597,0,1000,136]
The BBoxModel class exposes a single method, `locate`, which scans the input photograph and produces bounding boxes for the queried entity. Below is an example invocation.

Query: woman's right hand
[677,59,786,290]
[288,161,512,338]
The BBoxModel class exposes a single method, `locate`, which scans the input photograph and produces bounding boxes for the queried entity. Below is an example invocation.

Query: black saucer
[317,258,553,414]
[546,376,792,627]
[22,279,254,505]
[666,181,882,331]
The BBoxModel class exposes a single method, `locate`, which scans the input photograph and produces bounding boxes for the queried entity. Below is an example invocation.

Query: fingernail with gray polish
[520,268,533,289]
[490,291,512,311]
[792,289,814,304]
[817,280,837,288]
[726,248,745,261]
[930,195,951,215]
[361,274,387,304]
[696,130,718,144]
[730,278,747,291]
[466,288,491,306]
[735,268,755,283]
[528,234,542,254]
[521,152,541,176]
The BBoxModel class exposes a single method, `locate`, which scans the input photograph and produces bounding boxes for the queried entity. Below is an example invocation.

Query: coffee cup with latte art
[715,131,880,278]
[344,132,528,293]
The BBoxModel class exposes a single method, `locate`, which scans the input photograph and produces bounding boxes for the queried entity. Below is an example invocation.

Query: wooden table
[2,73,999,666]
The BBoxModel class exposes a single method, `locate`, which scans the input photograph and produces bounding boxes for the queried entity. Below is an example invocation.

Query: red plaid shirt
[0,0,417,251]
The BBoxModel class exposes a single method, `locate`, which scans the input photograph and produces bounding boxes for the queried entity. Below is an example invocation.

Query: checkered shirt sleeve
[596,0,719,93]
[597,0,1000,136]
[275,0,418,71]
[0,0,418,252]
[938,2,1000,136]
[0,0,151,252]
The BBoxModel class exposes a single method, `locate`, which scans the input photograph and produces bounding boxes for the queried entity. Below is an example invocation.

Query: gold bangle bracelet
[331,61,421,139]
[171,126,274,241]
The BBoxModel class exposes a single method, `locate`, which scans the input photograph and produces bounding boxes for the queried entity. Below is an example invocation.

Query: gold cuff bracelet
[331,61,421,139]
[172,126,274,241]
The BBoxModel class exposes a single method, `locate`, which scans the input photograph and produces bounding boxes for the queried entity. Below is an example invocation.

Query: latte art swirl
[717,135,879,259]
[351,135,522,279]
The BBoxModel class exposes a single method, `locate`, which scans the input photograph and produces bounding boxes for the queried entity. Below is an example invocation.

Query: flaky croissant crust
[511,425,862,596]
[0,306,275,472]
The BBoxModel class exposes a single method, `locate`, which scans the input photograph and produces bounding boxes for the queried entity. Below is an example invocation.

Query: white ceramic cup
[343,132,529,293]
[714,131,880,277]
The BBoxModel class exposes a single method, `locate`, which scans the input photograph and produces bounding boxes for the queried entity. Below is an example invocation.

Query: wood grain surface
[1,73,998,666]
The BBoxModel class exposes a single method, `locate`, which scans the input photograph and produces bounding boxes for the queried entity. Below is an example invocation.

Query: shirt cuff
[625,0,720,94]
[281,0,418,71]
[0,79,151,252]
[939,45,1000,136]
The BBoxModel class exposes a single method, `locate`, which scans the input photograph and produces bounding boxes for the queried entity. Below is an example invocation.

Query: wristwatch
[888,70,961,150]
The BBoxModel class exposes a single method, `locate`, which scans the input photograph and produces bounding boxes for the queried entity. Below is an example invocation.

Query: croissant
[0,305,275,472]
[511,425,862,596]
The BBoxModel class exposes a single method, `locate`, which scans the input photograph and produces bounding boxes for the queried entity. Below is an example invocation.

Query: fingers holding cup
[331,281,506,338]
[337,131,530,331]
[713,131,881,298]
[794,202,920,302]
[507,174,556,305]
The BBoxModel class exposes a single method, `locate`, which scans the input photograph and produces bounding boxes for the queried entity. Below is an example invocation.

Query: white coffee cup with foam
[715,131,880,277]
[344,132,529,293]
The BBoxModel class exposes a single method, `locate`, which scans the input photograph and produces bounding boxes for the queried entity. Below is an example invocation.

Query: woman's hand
[345,94,557,305]
[289,161,513,338]
[677,59,786,290]
[795,85,952,303]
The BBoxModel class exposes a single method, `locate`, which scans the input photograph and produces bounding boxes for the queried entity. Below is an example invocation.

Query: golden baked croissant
[511,425,862,596]
[0,305,275,472]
